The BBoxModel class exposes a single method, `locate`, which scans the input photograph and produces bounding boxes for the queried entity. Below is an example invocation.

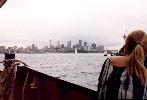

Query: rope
[0,59,29,100]
[0,59,29,67]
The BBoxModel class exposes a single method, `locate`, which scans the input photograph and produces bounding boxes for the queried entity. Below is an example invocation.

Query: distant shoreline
[0,52,105,54]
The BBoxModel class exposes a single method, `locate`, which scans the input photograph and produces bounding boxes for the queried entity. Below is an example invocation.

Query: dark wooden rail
[15,66,97,100]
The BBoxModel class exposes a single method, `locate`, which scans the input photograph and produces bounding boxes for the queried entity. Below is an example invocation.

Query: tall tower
[50,40,52,48]
[123,29,127,41]
[123,34,126,41]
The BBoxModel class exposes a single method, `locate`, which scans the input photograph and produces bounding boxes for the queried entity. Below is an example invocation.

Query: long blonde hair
[125,30,147,85]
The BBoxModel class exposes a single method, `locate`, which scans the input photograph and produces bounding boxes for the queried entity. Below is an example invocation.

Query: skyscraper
[83,41,88,51]
[67,40,71,49]
[97,45,104,53]
[84,41,88,47]
[57,41,60,48]
[92,43,96,49]
[61,44,64,48]
[79,40,82,49]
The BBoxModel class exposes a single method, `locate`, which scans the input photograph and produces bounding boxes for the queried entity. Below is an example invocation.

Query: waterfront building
[84,41,88,47]
[83,41,88,51]
[83,46,88,51]
[66,40,73,52]
[92,43,96,49]
[60,44,65,53]
[73,45,76,49]
[17,47,25,53]
[61,44,64,48]
[7,47,14,53]
[57,41,60,48]
[75,44,80,50]
[31,44,39,53]
[42,46,49,53]
[88,46,92,52]
[79,40,82,49]
[11,46,18,53]
[97,45,104,53]
[49,45,55,52]
[44,46,49,50]
[0,46,5,53]
[67,40,71,49]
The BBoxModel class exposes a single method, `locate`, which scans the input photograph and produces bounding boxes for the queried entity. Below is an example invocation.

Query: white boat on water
[75,48,78,54]
[104,50,107,56]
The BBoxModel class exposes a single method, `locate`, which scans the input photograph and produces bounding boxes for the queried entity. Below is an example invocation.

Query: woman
[97,30,147,99]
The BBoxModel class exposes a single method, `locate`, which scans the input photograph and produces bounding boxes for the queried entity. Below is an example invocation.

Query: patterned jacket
[97,58,147,99]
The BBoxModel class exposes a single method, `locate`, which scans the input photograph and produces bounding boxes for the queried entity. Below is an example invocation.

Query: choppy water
[0,53,109,91]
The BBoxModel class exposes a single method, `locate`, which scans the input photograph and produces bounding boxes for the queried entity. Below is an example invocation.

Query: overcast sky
[0,0,147,49]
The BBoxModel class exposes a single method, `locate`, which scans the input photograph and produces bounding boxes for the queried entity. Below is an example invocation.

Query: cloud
[0,0,147,49]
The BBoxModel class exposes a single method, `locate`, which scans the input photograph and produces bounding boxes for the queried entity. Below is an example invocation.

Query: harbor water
[0,53,109,91]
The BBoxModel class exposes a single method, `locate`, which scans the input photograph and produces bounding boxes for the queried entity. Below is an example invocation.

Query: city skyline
[0,37,123,49]
[0,39,104,49]
[0,0,147,50]
[0,39,105,53]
